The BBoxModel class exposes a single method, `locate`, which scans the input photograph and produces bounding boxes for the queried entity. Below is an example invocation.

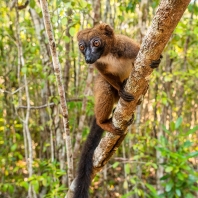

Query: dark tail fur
[73,117,104,198]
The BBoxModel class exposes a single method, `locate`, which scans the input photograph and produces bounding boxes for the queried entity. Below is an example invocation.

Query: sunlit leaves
[112,161,120,168]
[157,118,198,197]
[175,116,182,129]
[69,27,76,37]
[30,0,36,8]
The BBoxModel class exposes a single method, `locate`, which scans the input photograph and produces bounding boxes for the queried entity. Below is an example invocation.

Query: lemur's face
[78,37,104,64]
[77,24,114,64]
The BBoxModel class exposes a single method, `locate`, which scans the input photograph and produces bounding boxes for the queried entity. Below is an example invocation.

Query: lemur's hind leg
[94,75,123,135]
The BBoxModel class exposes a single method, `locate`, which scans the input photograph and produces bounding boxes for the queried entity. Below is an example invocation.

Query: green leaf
[160,174,169,180]
[52,16,58,23]
[69,27,76,37]
[21,67,27,74]
[11,144,17,151]
[165,166,173,173]
[30,0,35,8]
[63,35,70,43]
[124,164,130,174]
[176,189,181,197]
[177,172,185,181]
[123,180,128,189]
[79,1,87,8]
[183,140,192,148]
[162,125,170,134]
[112,162,119,168]
[145,183,157,194]
[31,180,39,193]
[186,193,194,198]
[175,117,182,129]
[61,17,67,25]
[20,181,29,190]
[164,75,172,82]
[8,184,14,194]
[187,151,198,158]
[185,126,198,136]
[170,121,175,131]
[165,180,174,192]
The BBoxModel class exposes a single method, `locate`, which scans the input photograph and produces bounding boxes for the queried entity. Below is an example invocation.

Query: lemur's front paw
[119,79,134,102]
[119,89,134,102]
[127,114,135,126]
[112,127,125,136]
[150,55,163,69]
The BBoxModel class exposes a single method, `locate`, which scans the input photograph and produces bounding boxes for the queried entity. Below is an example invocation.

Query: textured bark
[93,0,101,25]
[138,0,149,42]
[30,7,69,186]
[64,8,72,94]
[67,0,190,197]
[40,0,74,185]
[95,0,191,172]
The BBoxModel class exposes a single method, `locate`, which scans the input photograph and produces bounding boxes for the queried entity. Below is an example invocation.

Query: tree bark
[95,0,191,173]
[67,0,190,197]
[40,0,74,185]
[93,0,101,25]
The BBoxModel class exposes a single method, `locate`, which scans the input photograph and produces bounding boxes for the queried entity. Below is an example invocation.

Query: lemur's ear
[98,23,114,37]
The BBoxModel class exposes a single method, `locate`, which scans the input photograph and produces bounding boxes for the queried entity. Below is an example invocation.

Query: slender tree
[40,0,74,185]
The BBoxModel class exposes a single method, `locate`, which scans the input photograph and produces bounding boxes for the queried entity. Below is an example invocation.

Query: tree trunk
[40,0,74,186]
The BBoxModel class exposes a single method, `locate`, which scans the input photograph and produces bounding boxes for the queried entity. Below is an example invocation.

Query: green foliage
[0,0,198,197]
[156,118,198,198]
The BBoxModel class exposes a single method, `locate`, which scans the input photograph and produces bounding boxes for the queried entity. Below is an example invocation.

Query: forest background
[0,0,198,198]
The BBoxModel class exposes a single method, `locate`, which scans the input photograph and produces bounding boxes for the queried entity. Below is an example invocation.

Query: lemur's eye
[79,44,85,51]
[93,40,101,47]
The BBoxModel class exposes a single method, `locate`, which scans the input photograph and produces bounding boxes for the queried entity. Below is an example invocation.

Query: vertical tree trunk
[30,7,69,186]
[93,0,101,25]
[15,6,36,198]
[64,9,72,94]
[137,0,149,43]
[177,2,195,117]
[40,0,74,185]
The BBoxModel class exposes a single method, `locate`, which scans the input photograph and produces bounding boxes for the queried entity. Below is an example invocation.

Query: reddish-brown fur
[77,23,140,134]
[74,24,162,198]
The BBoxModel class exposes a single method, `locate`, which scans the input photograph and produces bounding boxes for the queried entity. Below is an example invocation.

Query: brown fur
[74,24,161,198]
[78,23,140,134]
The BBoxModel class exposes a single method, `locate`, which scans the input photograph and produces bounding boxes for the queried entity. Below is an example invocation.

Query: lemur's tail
[73,117,104,198]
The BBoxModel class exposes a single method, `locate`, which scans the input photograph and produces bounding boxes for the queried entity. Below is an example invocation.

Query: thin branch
[40,0,74,185]
[15,5,36,198]
[0,84,28,95]
[17,103,55,109]
[16,98,84,110]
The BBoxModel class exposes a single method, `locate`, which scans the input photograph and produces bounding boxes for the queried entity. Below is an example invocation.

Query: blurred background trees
[0,0,197,197]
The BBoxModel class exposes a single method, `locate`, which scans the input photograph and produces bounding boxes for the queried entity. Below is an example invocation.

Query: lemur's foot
[119,78,134,102]
[150,55,163,69]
